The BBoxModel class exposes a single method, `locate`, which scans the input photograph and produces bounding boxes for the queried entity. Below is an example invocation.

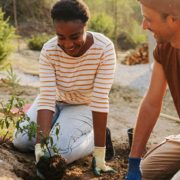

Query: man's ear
[166,15,177,26]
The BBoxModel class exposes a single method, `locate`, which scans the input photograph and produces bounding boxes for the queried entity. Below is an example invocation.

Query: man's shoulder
[154,42,178,65]
[156,42,174,52]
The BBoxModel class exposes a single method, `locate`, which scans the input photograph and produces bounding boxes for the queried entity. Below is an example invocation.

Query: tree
[0,0,56,35]
[0,8,15,65]
[85,0,147,47]
[89,13,114,39]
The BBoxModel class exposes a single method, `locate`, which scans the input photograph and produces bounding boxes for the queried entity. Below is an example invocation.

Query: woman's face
[54,20,87,57]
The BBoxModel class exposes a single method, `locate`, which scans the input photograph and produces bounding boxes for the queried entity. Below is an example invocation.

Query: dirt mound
[0,143,129,180]
[0,144,36,180]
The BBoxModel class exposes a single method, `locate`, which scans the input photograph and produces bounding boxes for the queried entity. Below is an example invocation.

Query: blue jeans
[13,96,94,164]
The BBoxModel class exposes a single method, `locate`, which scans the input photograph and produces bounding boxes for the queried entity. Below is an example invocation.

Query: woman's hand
[92,146,116,176]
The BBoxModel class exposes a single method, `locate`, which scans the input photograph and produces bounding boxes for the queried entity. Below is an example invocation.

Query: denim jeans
[13,96,94,164]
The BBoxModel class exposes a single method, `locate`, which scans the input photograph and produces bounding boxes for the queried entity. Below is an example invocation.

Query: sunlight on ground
[9,52,39,76]
[8,39,39,76]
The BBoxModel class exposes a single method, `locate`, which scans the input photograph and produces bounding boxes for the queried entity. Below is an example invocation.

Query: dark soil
[0,142,129,180]
[37,155,67,180]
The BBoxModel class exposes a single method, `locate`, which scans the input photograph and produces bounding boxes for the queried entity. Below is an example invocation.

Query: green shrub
[0,0,56,29]
[117,21,147,50]
[128,21,147,46]
[0,8,16,65]
[2,65,20,89]
[28,33,50,51]
[117,32,136,50]
[89,13,115,39]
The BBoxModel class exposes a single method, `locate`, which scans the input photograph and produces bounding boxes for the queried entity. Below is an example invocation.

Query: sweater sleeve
[37,47,56,112]
[90,42,116,113]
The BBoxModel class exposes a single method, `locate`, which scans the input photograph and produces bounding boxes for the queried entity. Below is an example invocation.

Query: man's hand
[35,143,45,163]
[125,157,142,180]
[92,146,116,176]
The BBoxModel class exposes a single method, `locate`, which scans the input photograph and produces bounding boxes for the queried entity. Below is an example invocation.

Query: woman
[13,0,116,176]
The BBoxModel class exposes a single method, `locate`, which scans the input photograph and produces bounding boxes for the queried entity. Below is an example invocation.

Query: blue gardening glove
[125,157,142,180]
[92,146,117,176]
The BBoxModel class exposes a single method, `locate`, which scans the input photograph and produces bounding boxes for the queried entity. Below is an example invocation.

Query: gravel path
[114,63,152,95]
[0,49,153,94]
[0,62,153,95]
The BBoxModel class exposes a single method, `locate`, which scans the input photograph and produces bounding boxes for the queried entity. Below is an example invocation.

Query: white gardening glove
[35,143,45,163]
[92,146,116,176]
[35,143,47,179]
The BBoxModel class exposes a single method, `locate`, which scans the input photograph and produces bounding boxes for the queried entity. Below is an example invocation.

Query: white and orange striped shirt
[37,32,116,113]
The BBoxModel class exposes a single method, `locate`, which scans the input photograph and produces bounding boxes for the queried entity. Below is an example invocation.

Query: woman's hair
[51,0,90,23]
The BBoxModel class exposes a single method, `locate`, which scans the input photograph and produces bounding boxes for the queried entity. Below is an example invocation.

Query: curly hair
[51,0,90,23]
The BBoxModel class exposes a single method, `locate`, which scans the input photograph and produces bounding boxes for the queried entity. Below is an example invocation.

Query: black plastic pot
[127,128,133,149]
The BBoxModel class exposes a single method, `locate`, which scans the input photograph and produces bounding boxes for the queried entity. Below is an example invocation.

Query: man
[126,0,180,179]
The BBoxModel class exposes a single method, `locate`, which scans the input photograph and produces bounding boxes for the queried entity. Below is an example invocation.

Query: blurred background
[0,0,146,54]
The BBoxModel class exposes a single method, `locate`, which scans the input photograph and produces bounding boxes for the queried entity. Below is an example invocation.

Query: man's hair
[160,13,169,21]
[138,0,180,19]
[51,0,90,23]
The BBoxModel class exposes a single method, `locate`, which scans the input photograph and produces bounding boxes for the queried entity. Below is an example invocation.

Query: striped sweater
[37,32,116,113]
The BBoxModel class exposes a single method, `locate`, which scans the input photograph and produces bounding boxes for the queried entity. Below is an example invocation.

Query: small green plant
[36,123,66,180]
[38,123,60,157]
[0,95,66,179]
[2,65,20,89]
[0,94,60,155]
[0,93,65,179]
[16,110,60,156]
[17,112,66,179]
[15,114,37,141]
[0,96,28,144]
[28,33,51,51]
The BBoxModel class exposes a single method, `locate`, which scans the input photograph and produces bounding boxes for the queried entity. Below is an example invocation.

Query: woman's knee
[59,131,94,164]
[13,129,35,152]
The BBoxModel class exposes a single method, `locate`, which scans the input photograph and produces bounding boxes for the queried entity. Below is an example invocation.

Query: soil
[0,48,179,179]
[37,155,66,180]
[0,141,129,180]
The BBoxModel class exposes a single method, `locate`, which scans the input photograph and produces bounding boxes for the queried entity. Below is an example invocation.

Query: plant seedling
[0,95,29,145]
[17,115,67,180]
[36,124,67,180]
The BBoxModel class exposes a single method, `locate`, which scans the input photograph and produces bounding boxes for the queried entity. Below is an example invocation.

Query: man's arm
[130,60,167,158]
